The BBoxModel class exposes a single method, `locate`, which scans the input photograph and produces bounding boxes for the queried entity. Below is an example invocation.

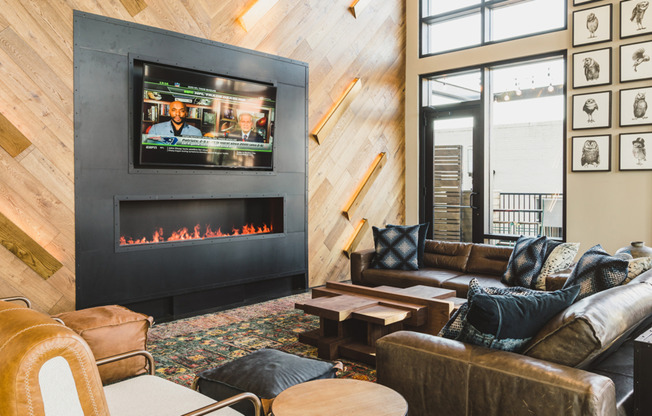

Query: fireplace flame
[120,223,272,246]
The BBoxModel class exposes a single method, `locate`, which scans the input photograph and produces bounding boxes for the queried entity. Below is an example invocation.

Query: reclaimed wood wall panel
[0,0,405,313]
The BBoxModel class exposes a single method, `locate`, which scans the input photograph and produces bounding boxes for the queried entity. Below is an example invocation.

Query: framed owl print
[572,47,612,88]
[572,91,611,130]
[571,135,611,172]
[574,0,601,4]
[620,40,652,82]
[619,86,652,126]
[620,0,652,39]
[573,4,612,47]
[619,132,652,171]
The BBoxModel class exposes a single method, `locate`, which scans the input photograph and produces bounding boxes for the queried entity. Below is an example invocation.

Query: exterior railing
[492,192,562,239]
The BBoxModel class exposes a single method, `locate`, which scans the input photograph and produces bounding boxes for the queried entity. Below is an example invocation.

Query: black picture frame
[620,0,652,39]
[572,91,612,130]
[619,132,652,171]
[572,47,612,89]
[573,4,613,47]
[571,134,611,172]
[619,86,652,127]
[620,40,652,82]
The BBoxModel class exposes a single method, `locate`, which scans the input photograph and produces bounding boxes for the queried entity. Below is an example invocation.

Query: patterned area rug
[148,292,376,387]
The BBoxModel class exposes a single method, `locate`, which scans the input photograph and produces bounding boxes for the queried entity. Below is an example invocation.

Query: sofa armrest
[376,331,617,416]
[350,248,375,285]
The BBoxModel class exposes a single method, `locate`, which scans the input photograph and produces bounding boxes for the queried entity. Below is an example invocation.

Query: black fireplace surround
[74,12,308,320]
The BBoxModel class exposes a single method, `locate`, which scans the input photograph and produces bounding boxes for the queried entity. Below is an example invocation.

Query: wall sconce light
[0,212,63,280]
[311,77,362,144]
[349,0,372,19]
[342,152,386,220]
[343,218,368,258]
[238,0,279,32]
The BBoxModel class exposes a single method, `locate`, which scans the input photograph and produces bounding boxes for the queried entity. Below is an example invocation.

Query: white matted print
[573,4,612,46]
[572,91,611,129]
[573,47,612,88]
[620,132,652,170]
[621,0,652,38]
[620,86,652,126]
[575,0,601,4]
[620,40,652,82]
[572,135,611,172]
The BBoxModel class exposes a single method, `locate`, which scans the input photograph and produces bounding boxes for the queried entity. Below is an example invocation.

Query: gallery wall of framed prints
[570,0,652,173]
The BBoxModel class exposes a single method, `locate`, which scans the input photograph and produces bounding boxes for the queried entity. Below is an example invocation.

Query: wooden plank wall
[0,0,405,314]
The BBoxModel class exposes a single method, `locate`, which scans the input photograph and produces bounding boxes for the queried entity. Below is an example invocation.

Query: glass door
[422,104,483,243]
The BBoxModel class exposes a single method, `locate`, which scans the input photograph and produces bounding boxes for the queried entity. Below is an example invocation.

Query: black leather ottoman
[194,349,341,416]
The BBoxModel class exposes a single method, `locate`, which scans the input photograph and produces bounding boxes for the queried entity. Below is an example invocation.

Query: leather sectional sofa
[350,239,652,416]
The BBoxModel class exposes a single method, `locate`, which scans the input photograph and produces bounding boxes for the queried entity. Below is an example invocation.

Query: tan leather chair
[0,300,262,416]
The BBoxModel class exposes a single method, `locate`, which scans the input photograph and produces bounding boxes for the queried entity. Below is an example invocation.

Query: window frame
[419,0,568,58]
[419,51,568,243]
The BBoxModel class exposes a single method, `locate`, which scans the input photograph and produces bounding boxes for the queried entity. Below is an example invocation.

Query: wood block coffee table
[271,378,407,416]
[295,282,463,365]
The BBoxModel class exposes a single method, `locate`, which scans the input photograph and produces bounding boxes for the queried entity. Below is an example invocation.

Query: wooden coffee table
[271,378,407,416]
[295,282,464,365]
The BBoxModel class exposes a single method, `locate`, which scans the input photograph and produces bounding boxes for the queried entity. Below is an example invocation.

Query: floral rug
[148,292,376,387]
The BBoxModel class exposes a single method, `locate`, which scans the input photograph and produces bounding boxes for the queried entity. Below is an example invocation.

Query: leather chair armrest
[350,248,375,285]
[376,331,616,416]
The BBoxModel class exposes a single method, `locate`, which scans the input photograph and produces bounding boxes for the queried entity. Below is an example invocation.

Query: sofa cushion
[440,274,508,298]
[534,242,580,290]
[387,223,429,268]
[623,256,652,284]
[361,267,463,289]
[371,225,420,270]
[502,236,549,288]
[562,245,629,301]
[439,279,579,353]
[524,278,652,368]
[465,244,513,276]
[422,240,472,272]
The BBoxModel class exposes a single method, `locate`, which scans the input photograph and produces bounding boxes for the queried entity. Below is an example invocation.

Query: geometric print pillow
[371,225,419,270]
[534,242,580,290]
[562,245,629,301]
[501,235,549,288]
[622,256,652,285]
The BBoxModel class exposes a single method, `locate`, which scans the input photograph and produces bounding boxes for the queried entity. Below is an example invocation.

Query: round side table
[271,378,408,416]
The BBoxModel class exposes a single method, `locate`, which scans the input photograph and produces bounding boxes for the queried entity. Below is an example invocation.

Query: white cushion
[39,356,84,416]
[104,375,243,416]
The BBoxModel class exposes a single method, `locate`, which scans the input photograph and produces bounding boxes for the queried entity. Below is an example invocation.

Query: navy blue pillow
[562,245,629,301]
[371,225,419,270]
[440,279,579,353]
[387,223,429,268]
[502,236,549,288]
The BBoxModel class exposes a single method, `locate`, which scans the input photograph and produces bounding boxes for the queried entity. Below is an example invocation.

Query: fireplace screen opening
[118,197,283,247]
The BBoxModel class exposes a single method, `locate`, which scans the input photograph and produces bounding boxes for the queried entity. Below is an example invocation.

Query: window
[421,55,566,244]
[421,0,566,56]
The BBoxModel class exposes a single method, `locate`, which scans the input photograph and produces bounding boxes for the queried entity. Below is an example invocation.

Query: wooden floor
[0,0,406,313]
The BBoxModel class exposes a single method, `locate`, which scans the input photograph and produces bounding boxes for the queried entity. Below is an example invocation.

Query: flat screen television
[133,61,276,171]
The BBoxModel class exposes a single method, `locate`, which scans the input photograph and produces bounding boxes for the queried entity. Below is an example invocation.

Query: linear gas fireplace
[116,195,284,251]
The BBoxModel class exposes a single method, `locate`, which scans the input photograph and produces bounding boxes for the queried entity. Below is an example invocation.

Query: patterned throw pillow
[622,257,652,284]
[438,279,579,353]
[502,236,549,288]
[387,223,429,268]
[534,242,580,290]
[562,245,629,301]
[371,225,419,270]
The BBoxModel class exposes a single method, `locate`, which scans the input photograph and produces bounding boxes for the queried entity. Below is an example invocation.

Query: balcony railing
[491,192,562,239]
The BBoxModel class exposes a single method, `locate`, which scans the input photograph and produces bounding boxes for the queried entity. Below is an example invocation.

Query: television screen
[136,62,276,170]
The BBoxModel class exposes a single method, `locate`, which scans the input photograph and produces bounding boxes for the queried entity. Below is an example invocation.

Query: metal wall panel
[74,12,308,316]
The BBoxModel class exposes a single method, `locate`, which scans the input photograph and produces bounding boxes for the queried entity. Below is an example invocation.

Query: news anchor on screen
[148,101,201,137]
[229,112,264,142]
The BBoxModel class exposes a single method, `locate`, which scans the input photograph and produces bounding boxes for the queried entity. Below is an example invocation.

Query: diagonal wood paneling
[0,0,405,313]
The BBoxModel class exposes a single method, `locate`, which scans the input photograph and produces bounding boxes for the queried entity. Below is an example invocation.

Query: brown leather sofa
[351,240,519,297]
[374,270,652,416]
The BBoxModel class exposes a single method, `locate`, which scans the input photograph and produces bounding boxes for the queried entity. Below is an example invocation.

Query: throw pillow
[562,245,629,301]
[438,278,579,353]
[371,225,420,270]
[534,242,580,290]
[387,223,429,268]
[622,256,652,284]
[502,236,549,288]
